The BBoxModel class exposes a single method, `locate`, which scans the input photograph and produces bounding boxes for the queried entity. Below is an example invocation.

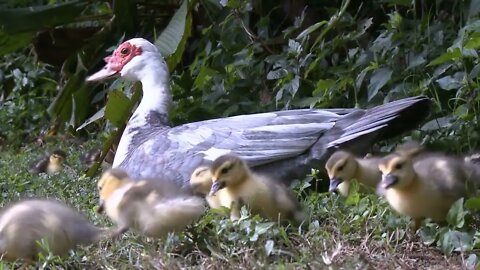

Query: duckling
[325,150,383,196]
[97,169,205,238]
[0,199,108,267]
[28,149,67,174]
[189,167,224,209]
[378,148,479,231]
[81,148,115,170]
[209,154,305,224]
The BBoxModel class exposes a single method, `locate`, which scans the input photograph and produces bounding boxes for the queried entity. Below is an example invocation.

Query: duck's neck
[113,55,171,168]
[129,57,172,128]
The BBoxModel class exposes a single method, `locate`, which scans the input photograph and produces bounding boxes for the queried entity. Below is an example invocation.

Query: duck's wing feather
[121,96,431,185]
[121,109,346,183]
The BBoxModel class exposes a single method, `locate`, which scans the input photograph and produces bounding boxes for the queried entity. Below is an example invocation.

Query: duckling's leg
[230,200,241,221]
[413,218,423,232]
[19,261,31,270]
[110,226,129,239]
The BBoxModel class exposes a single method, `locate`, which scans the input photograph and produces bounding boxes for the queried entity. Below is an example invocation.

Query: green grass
[0,137,474,269]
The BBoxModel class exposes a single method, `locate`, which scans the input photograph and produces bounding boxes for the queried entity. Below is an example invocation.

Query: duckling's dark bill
[97,200,105,213]
[381,174,398,189]
[209,181,225,195]
[329,178,343,192]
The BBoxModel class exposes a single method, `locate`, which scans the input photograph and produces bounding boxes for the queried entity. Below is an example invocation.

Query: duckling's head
[395,140,424,156]
[49,149,66,165]
[190,167,213,195]
[97,168,130,213]
[325,151,358,192]
[209,154,249,195]
[378,152,416,190]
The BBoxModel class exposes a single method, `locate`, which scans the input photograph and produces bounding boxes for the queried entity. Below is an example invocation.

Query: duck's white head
[86,38,165,82]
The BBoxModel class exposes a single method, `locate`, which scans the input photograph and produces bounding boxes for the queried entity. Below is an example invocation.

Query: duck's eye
[394,163,403,170]
[121,48,130,55]
[337,163,345,171]
[220,167,230,174]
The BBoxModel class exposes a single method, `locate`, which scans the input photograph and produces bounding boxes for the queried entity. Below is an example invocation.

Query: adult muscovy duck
[87,38,431,187]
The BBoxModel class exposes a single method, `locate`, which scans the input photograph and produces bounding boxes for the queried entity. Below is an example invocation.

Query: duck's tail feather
[326,95,432,149]
[254,96,431,186]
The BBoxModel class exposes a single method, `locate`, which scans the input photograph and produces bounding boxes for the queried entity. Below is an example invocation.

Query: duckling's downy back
[0,199,106,261]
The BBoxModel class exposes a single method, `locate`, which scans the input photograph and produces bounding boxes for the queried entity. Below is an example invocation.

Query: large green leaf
[0,31,33,55]
[155,0,192,70]
[0,1,88,34]
[105,89,131,127]
[367,67,392,101]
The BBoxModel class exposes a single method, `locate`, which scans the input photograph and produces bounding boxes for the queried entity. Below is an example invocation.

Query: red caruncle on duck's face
[105,42,143,72]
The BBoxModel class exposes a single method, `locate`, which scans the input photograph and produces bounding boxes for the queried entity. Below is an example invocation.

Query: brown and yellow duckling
[81,148,115,170]
[190,166,226,209]
[209,154,305,224]
[378,146,480,231]
[0,199,108,267]
[325,150,383,196]
[28,149,67,174]
[97,169,205,238]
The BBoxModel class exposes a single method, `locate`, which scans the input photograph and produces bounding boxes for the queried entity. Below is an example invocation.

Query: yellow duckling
[325,150,383,196]
[189,166,225,209]
[208,154,305,224]
[97,169,205,238]
[378,148,479,230]
[28,149,66,174]
[0,199,108,267]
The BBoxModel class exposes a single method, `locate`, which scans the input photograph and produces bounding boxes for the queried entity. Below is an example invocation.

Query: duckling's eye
[394,163,403,170]
[121,48,130,55]
[220,164,234,175]
[220,167,229,174]
[337,163,345,172]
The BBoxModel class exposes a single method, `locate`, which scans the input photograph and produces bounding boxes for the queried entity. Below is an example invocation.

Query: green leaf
[367,67,392,101]
[105,90,131,127]
[0,1,88,34]
[428,48,462,66]
[465,197,480,210]
[76,107,105,131]
[296,21,328,40]
[155,0,192,71]
[464,32,480,49]
[446,198,465,228]
[439,230,473,254]
[0,31,33,55]
[436,75,462,91]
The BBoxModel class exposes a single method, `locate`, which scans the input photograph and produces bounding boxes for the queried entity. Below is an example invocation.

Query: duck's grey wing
[253,95,432,183]
[120,109,346,184]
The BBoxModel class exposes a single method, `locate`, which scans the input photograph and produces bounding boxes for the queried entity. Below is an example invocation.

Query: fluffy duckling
[325,150,383,196]
[28,149,67,174]
[190,166,225,209]
[209,154,305,223]
[97,169,205,238]
[81,148,115,170]
[0,199,108,266]
[378,148,479,230]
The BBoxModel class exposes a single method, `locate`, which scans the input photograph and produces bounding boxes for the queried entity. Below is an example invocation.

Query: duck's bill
[86,65,118,81]
[209,181,225,196]
[381,174,398,189]
[97,200,105,213]
[328,178,342,192]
